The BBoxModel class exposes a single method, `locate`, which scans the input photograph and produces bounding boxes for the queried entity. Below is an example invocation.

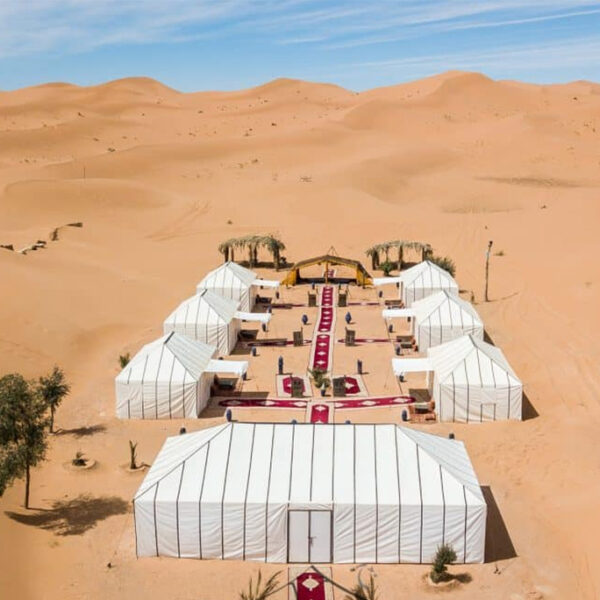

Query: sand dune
[1,71,600,599]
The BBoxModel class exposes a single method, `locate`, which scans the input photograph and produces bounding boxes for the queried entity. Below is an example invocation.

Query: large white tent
[164,289,270,356]
[383,290,484,351]
[133,423,486,564]
[197,262,279,312]
[374,261,459,306]
[115,332,248,419]
[393,335,522,422]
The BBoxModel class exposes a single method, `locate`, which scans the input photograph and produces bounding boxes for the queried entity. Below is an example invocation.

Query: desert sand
[1,71,600,599]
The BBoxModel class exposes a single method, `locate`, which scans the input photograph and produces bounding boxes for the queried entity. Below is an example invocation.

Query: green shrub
[430,543,457,583]
[380,261,394,276]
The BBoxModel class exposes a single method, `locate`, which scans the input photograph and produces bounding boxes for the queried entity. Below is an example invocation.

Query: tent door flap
[288,510,332,563]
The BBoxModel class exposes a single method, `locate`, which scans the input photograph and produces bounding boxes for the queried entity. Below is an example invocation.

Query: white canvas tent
[197,262,279,312]
[383,290,484,351]
[133,423,486,564]
[392,335,522,422]
[115,332,248,419]
[390,261,459,307]
[164,289,270,356]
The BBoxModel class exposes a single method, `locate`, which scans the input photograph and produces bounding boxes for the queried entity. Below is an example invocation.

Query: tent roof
[134,423,484,504]
[400,261,458,290]
[116,332,216,383]
[198,261,257,290]
[411,290,482,326]
[164,289,240,326]
[428,334,521,386]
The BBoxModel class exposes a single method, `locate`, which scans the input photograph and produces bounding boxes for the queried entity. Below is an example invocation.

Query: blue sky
[1,1,599,91]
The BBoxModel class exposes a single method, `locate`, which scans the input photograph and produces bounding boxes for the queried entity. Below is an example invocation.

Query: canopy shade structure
[115,333,247,419]
[281,255,372,286]
[393,335,522,422]
[164,290,241,356]
[235,311,271,324]
[392,357,434,375]
[384,291,483,352]
[133,423,486,564]
[373,276,403,286]
[398,261,459,306]
[197,262,279,311]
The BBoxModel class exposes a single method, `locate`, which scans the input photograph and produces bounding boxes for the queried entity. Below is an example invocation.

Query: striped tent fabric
[133,423,486,564]
[428,334,523,422]
[115,332,217,419]
[197,262,259,312]
[410,291,484,351]
[163,289,240,356]
[400,261,459,306]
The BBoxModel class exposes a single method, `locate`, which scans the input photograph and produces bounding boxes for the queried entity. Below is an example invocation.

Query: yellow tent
[281,254,372,286]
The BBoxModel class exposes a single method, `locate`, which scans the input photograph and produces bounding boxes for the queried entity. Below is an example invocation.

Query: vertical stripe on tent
[264,425,276,562]
[416,445,424,563]
[439,465,446,545]
[168,347,176,419]
[353,425,357,564]
[175,462,186,557]
[309,425,316,501]
[373,425,379,563]
[140,355,149,420]
[153,483,160,556]
[287,425,296,502]
[242,424,257,560]
[198,440,212,559]
[462,486,468,563]
[193,295,200,341]
[133,498,139,557]
[220,424,235,558]
[394,427,402,563]
[155,342,166,420]
[474,347,484,424]
[464,360,470,423]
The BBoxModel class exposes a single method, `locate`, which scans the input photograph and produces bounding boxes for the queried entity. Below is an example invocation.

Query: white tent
[197,262,279,312]
[115,332,248,419]
[164,289,270,356]
[133,423,486,564]
[396,261,459,306]
[393,335,522,422]
[383,290,484,351]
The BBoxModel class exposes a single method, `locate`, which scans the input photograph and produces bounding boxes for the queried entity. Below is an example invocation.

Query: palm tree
[218,239,234,263]
[365,245,380,270]
[38,366,70,434]
[263,235,286,270]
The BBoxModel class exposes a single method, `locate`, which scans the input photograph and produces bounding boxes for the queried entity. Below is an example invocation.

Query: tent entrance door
[288,510,332,563]
[480,402,497,422]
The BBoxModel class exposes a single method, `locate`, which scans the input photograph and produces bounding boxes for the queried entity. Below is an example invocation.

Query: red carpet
[334,396,415,409]
[219,398,307,408]
[309,286,335,373]
[297,572,326,600]
[282,376,306,394]
[310,404,330,423]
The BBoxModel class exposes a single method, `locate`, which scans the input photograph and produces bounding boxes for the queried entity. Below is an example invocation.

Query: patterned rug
[333,374,368,397]
[218,398,307,408]
[308,285,336,374]
[307,402,333,423]
[333,395,416,409]
[289,567,333,600]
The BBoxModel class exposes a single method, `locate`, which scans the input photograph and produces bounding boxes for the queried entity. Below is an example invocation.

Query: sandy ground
[1,71,600,599]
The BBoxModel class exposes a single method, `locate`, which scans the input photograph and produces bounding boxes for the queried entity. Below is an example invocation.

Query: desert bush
[380,261,394,276]
[239,569,280,600]
[430,543,457,583]
[119,353,131,368]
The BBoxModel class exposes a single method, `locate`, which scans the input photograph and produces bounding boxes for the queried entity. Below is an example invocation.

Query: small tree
[239,569,280,600]
[129,440,138,470]
[308,368,330,390]
[380,261,394,276]
[0,374,50,508]
[430,543,457,583]
[119,353,131,368]
[38,366,70,433]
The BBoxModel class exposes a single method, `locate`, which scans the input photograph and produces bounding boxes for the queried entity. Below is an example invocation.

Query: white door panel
[288,511,309,563]
[310,511,331,563]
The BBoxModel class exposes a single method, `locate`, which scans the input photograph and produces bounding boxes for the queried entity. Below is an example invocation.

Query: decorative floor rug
[218,398,307,409]
[333,374,368,397]
[289,567,333,600]
[333,395,416,409]
[307,401,333,424]
[308,285,336,374]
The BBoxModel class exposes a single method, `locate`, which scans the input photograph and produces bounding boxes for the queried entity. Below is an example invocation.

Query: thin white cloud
[0,0,598,59]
